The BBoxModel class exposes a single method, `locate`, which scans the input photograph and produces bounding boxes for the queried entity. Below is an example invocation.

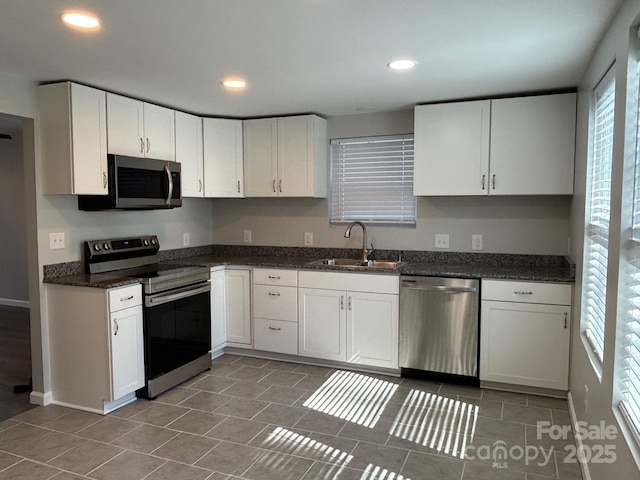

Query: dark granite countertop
[43,245,575,289]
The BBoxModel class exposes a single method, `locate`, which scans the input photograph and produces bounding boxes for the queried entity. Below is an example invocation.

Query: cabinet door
[203,118,244,197]
[414,100,490,196]
[106,93,145,156]
[298,288,346,361]
[225,269,251,344]
[243,118,278,197]
[210,269,227,349]
[70,83,108,194]
[347,292,399,369]
[480,300,570,390]
[142,103,175,161]
[489,94,576,195]
[175,111,204,197]
[277,116,312,197]
[110,306,144,400]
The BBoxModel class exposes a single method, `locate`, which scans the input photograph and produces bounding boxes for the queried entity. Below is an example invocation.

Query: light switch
[435,234,449,249]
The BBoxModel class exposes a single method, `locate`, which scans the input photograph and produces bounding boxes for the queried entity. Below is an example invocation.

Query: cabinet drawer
[482,280,571,305]
[253,285,297,322]
[254,318,298,355]
[253,268,298,287]
[108,285,142,312]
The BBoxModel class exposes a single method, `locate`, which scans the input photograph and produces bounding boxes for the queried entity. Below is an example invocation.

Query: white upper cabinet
[489,94,576,195]
[106,93,175,161]
[39,82,108,195]
[413,93,576,196]
[175,111,204,197]
[414,100,490,196]
[203,118,244,198]
[243,114,327,198]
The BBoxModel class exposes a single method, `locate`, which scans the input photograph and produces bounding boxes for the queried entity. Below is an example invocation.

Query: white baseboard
[0,298,30,308]
[29,390,52,406]
[567,391,591,480]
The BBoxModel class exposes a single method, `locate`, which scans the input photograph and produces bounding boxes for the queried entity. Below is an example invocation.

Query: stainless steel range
[84,235,211,399]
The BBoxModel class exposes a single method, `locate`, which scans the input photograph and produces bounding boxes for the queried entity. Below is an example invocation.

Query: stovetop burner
[83,236,210,294]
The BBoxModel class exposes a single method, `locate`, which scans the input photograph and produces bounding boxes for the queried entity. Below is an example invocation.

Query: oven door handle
[146,283,211,307]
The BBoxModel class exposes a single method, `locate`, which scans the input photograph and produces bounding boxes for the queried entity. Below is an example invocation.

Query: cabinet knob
[348,296,352,311]
[199,179,203,192]
[113,318,119,336]
[146,138,150,153]
[268,292,281,297]
[120,295,134,302]
[564,312,568,329]
[491,174,496,190]
[268,275,281,280]
[237,180,241,193]
[268,326,282,331]
[102,172,107,188]
[139,138,145,154]
[278,179,282,193]
[481,174,486,190]
[340,296,344,310]
[514,291,533,296]
[272,179,276,193]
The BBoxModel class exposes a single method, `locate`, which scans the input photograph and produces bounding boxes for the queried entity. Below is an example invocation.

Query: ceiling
[0,0,624,118]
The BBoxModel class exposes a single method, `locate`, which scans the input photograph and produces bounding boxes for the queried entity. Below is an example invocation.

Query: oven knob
[143,239,149,246]
[103,243,110,250]
[151,238,157,245]
[93,244,101,251]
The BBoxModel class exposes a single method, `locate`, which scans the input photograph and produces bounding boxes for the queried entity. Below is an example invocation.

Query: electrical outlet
[183,232,190,246]
[49,232,65,250]
[472,234,483,251]
[304,232,313,246]
[435,234,450,249]
[243,230,252,243]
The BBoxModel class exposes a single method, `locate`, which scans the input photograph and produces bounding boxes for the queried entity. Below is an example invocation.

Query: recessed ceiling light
[387,59,417,70]
[61,12,101,30]
[222,78,247,89]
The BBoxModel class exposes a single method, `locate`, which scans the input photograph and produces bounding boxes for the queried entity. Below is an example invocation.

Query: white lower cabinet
[480,280,572,390]
[210,267,252,348]
[47,284,144,414]
[253,268,298,355]
[298,271,399,369]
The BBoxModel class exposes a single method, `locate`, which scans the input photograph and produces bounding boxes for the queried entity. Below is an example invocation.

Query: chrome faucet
[344,221,369,262]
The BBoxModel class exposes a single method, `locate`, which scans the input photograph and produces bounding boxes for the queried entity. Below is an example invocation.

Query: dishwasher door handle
[401,283,477,293]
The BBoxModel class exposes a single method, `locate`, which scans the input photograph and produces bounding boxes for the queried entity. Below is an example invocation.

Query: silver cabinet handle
[268,275,281,280]
[113,318,119,336]
[514,291,533,295]
[199,179,203,192]
[120,295,134,302]
[268,292,281,297]
[268,326,282,331]
[348,296,352,311]
[272,179,276,193]
[278,179,282,193]
[340,296,344,310]
[146,138,150,153]
[102,172,107,188]
[139,137,145,154]
[237,180,241,193]
[564,312,568,329]
[491,174,496,190]
[481,174,486,190]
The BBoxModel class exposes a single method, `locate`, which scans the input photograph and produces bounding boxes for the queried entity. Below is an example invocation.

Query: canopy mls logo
[465,440,553,469]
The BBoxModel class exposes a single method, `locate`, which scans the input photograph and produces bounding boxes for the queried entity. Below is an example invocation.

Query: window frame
[329,134,417,226]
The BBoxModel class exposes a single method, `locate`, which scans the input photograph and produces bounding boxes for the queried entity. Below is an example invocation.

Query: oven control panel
[86,235,158,255]
[84,235,160,274]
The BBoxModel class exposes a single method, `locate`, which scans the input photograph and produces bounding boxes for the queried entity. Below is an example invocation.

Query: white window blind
[582,66,615,364]
[330,135,416,225]
[619,60,640,446]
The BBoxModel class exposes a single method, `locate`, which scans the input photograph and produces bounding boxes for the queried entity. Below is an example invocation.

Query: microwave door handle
[165,164,173,206]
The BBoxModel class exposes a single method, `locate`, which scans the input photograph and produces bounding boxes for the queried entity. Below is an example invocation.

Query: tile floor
[0,354,583,480]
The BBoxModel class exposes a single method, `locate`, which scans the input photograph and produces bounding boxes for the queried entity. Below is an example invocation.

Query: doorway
[0,114,34,421]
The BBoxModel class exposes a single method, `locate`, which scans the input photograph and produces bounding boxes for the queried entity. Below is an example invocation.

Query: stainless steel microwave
[78,154,182,211]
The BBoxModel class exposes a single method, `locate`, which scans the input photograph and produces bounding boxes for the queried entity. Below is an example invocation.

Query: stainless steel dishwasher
[399,276,480,385]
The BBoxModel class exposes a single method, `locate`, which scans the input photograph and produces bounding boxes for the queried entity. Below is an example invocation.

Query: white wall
[211,110,572,255]
[0,129,28,303]
[569,0,640,477]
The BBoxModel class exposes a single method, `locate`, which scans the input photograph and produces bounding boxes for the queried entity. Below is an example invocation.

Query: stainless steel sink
[306,258,404,270]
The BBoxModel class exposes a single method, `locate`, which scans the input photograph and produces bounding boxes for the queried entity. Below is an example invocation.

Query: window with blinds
[330,135,416,225]
[581,66,615,364]
[619,61,640,447]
